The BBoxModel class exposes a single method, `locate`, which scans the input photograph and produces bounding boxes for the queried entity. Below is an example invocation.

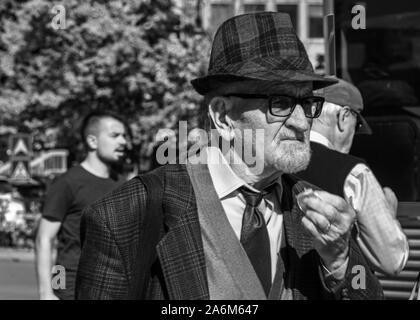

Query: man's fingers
[299,195,339,221]
[301,216,322,238]
[312,190,348,211]
[383,187,397,201]
[304,209,331,233]
[383,186,398,214]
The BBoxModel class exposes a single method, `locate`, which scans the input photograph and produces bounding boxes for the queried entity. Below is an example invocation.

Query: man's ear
[208,96,235,141]
[85,134,98,150]
[336,107,349,133]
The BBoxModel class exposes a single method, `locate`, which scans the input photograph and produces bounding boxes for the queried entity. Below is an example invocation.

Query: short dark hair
[80,111,127,148]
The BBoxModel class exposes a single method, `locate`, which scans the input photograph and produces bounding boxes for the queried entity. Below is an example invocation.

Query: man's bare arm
[35,218,61,300]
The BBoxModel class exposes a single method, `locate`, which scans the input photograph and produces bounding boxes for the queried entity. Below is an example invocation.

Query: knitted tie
[239,186,272,296]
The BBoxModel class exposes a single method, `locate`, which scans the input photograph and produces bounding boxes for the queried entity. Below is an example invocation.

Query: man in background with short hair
[35,111,127,300]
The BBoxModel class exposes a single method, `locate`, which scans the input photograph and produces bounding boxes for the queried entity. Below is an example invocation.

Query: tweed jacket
[75,164,384,300]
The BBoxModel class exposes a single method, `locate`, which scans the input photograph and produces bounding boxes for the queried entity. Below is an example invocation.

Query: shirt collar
[206,146,248,199]
[310,131,334,149]
[206,146,282,199]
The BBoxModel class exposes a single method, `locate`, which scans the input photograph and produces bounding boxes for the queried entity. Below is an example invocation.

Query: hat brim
[357,114,373,135]
[191,72,338,95]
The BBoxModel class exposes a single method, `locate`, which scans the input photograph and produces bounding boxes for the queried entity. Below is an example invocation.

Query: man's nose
[285,104,310,132]
[119,135,128,146]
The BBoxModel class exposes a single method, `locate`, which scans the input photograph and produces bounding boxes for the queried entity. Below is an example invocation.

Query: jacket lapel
[155,164,209,300]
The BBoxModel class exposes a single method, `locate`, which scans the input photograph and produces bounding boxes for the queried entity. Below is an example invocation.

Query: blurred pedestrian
[297,78,409,275]
[35,111,127,300]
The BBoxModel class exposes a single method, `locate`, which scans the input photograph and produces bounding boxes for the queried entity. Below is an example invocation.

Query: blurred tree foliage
[0,0,210,171]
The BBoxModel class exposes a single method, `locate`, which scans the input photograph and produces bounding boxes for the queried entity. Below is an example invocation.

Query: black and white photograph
[0,0,419,310]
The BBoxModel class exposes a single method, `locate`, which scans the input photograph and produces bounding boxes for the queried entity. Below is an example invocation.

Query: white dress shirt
[310,131,409,275]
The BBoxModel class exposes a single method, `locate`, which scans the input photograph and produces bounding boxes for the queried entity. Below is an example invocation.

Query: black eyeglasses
[226,94,325,118]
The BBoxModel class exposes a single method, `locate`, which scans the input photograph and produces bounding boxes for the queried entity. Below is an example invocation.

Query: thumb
[383,187,398,216]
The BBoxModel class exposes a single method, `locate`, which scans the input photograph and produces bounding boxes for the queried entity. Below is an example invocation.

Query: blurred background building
[175,0,325,71]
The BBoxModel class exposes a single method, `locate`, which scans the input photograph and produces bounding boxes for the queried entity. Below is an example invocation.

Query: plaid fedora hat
[191,12,337,95]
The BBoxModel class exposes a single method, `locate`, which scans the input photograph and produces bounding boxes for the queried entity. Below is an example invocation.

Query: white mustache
[280,135,306,142]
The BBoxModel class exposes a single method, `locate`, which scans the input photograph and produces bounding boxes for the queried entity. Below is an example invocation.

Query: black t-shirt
[42,165,120,299]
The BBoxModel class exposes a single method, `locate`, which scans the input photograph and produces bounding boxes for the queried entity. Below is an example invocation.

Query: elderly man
[76,12,383,300]
[297,78,409,276]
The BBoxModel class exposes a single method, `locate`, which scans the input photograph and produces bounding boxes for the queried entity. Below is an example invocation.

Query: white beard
[270,140,311,173]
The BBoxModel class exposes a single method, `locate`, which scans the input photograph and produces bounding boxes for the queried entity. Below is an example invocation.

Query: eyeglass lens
[270,96,322,118]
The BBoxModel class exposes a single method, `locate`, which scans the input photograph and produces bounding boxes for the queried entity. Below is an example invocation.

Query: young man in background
[35,111,127,300]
